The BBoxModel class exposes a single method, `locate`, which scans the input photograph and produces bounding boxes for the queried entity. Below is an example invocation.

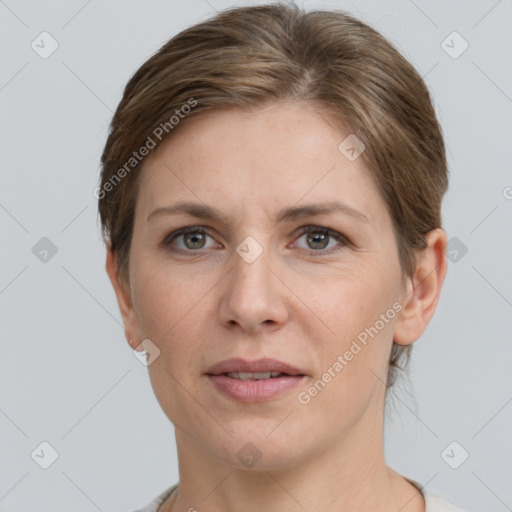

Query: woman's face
[120,103,410,468]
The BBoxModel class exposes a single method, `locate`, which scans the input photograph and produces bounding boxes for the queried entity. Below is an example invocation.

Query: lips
[205,358,306,402]
[225,371,288,380]
[206,357,304,377]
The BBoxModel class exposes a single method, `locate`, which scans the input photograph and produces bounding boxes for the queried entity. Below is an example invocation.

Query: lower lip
[207,374,305,402]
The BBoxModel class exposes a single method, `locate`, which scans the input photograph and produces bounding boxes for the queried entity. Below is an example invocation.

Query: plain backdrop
[1,0,511,510]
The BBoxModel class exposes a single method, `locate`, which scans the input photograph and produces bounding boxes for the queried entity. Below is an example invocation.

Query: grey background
[1,0,511,510]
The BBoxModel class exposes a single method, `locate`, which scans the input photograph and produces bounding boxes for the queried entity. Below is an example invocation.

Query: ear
[105,243,144,352]
[393,228,448,346]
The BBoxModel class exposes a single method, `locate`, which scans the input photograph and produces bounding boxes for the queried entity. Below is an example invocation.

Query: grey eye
[295,228,341,251]
[305,231,330,250]
[182,231,207,250]
[165,228,217,252]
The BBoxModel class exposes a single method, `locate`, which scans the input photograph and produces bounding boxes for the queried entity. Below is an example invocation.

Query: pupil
[185,232,205,249]
[307,231,328,249]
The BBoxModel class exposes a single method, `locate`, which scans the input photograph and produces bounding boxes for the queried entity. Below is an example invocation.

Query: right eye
[163,226,219,254]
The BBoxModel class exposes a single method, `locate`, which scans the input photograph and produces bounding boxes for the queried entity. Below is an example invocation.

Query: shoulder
[424,491,467,512]
[131,483,178,512]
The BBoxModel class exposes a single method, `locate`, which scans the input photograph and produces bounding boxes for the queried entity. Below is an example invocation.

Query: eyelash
[162,225,350,257]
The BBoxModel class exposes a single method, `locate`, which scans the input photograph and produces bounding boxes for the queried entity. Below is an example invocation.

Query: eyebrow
[146,200,369,225]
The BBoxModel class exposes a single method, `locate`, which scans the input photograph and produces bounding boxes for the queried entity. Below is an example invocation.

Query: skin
[106,102,447,512]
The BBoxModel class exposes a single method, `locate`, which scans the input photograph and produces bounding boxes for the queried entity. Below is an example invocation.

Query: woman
[98,3,464,511]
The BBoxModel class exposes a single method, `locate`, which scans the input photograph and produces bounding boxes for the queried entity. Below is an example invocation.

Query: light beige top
[132,482,467,512]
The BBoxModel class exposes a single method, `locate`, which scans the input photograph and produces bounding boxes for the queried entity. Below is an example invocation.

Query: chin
[207,426,312,471]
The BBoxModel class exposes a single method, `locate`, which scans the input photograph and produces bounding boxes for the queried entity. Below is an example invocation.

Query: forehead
[136,103,385,226]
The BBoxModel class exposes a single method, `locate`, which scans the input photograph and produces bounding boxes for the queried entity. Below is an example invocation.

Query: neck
[161,407,424,512]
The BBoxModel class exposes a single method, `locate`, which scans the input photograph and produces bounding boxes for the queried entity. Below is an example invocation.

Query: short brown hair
[98,2,448,388]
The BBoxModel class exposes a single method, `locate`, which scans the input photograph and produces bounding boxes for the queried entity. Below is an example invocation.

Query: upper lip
[206,358,305,376]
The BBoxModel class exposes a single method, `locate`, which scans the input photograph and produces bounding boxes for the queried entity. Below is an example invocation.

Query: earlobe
[105,243,141,348]
[393,228,448,346]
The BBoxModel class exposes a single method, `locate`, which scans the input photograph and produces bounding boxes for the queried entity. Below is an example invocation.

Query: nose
[216,241,289,334]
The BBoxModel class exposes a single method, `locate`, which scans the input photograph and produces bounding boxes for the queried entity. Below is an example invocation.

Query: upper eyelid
[163,226,214,243]
[165,224,342,239]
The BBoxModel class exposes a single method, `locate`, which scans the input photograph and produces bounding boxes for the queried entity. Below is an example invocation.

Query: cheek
[130,253,212,338]
[295,259,398,340]
[130,263,214,425]
[294,289,395,430]
[298,262,399,390]
[130,258,221,392]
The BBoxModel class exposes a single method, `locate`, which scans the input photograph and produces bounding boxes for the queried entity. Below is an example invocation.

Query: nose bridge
[216,232,287,332]
[230,233,272,301]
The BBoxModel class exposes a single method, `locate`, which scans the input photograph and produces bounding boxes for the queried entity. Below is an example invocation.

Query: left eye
[293,226,346,253]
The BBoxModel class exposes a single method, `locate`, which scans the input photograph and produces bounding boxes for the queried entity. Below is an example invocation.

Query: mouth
[222,371,298,380]
[205,358,306,402]
[206,357,305,376]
